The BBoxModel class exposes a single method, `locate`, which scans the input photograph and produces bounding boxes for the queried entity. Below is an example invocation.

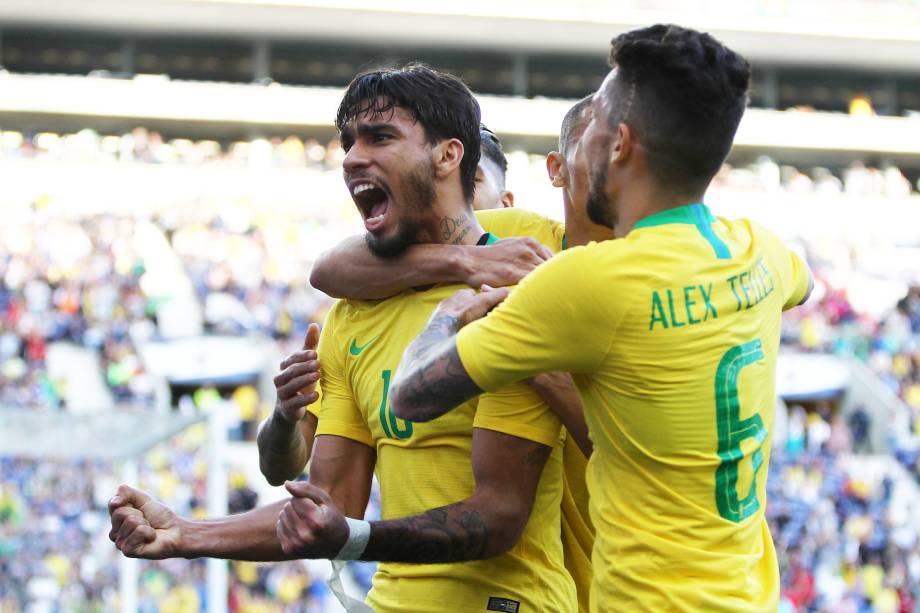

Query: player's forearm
[257,410,311,486]
[528,373,593,457]
[390,313,482,423]
[361,494,525,564]
[309,236,470,300]
[180,500,296,561]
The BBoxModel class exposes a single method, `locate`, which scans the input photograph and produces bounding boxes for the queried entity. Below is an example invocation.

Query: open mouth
[351,181,390,232]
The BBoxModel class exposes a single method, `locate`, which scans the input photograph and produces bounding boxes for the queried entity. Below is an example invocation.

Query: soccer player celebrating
[303,97,614,613]
[389,25,813,612]
[108,65,576,612]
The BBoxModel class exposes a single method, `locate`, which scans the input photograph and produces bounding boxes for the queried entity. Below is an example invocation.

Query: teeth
[353,183,375,195]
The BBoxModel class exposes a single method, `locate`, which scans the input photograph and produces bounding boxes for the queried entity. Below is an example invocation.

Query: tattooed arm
[389,286,509,422]
[278,428,552,563]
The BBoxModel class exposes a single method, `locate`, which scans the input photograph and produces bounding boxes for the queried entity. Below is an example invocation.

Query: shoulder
[475,207,565,252]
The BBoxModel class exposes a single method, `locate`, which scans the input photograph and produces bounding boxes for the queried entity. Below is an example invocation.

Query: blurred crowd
[769,414,920,613]
[0,421,384,612]
[0,128,345,170]
[713,157,918,199]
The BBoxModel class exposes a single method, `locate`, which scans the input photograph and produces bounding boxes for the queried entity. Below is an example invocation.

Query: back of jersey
[582,203,810,611]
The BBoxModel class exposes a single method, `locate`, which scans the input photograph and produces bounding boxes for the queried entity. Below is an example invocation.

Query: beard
[586,162,616,229]
[365,158,437,258]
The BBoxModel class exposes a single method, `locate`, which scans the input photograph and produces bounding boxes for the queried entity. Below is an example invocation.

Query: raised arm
[258,324,321,485]
[309,234,552,300]
[277,428,552,563]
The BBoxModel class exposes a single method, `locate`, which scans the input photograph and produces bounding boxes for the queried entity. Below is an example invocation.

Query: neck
[418,194,483,246]
[563,193,614,248]
[613,181,705,239]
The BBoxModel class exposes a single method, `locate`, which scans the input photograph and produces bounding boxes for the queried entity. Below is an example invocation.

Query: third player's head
[580,24,751,229]
[336,65,481,256]
[547,96,593,215]
[472,126,514,210]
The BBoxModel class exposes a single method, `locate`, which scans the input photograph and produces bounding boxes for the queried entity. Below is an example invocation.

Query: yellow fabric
[457,204,812,612]
[474,207,566,251]
[476,207,595,612]
[314,209,576,613]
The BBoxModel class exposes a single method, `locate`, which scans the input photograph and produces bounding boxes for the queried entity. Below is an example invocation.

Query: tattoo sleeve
[391,312,483,422]
[360,430,552,564]
[362,501,491,563]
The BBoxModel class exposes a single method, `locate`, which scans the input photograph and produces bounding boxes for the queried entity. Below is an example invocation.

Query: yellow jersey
[315,214,576,612]
[457,203,811,612]
[475,207,594,613]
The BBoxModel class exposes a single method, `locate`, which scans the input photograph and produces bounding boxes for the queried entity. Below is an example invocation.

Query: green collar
[633,202,714,229]
[632,203,731,260]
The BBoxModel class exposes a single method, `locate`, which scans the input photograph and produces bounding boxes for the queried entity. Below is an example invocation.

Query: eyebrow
[354,122,401,137]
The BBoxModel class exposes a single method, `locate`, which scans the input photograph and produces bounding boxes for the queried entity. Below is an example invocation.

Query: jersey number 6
[714,339,768,523]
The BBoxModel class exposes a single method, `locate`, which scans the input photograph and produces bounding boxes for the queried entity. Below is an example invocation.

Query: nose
[343,141,370,175]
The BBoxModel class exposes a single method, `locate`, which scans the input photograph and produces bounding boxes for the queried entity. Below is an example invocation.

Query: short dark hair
[559,95,593,155]
[606,24,750,192]
[479,125,508,188]
[335,64,482,203]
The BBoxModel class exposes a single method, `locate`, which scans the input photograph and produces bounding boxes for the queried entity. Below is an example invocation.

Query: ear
[546,151,566,188]
[611,123,633,165]
[433,138,464,178]
[500,191,514,208]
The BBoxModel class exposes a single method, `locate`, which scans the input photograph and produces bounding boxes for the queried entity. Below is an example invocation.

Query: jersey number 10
[378,369,413,439]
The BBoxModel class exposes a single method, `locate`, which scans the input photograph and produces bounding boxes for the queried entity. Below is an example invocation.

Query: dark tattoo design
[439,215,472,244]
[362,501,490,564]
[392,312,482,422]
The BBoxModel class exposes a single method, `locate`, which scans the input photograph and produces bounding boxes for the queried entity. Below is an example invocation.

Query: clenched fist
[276,481,350,559]
[108,484,183,559]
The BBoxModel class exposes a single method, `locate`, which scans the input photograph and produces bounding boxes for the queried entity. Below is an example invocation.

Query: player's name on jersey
[648,256,776,331]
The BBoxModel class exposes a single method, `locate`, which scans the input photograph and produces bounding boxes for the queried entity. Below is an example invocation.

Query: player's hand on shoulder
[277,481,349,559]
[274,323,321,424]
[438,284,510,328]
[465,237,553,289]
[108,484,183,559]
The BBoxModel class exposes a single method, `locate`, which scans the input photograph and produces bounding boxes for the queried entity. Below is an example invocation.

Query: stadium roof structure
[0,409,205,461]
[2,0,920,70]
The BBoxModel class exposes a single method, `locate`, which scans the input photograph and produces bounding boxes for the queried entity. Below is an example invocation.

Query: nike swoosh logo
[349,337,378,356]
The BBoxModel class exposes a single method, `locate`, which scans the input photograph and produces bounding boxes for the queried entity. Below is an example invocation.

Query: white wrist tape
[334,517,371,561]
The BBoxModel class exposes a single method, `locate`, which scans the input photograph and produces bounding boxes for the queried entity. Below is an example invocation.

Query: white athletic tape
[327,560,375,613]
[334,517,371,561]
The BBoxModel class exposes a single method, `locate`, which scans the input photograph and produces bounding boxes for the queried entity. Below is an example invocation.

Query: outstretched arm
[277,428,552,563]
[309,235,551,300]
[389,286,509,423]
[109,435,375,561]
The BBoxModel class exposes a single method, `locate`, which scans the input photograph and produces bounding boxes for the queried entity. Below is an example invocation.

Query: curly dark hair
[606,24,751,192]
[335,64,482,204]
